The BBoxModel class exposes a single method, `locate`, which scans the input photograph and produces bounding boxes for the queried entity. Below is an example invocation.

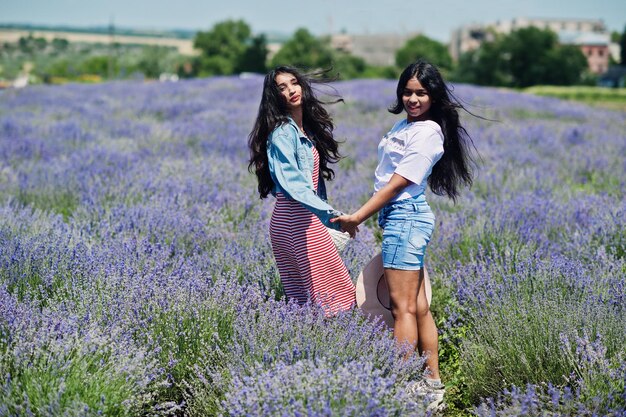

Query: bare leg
[416,268,440,379]
[386,268,440,379]
[385,268,419,356]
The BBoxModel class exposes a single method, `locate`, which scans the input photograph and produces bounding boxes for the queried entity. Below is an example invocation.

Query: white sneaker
[406,379,446,413]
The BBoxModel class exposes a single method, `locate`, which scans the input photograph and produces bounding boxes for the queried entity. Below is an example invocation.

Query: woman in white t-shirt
[332,59,475,410]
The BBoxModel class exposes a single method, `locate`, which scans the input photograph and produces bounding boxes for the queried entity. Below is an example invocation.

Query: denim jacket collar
[287,116,308,141]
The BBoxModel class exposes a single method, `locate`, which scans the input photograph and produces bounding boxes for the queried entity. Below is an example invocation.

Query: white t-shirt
[374,119,444,201]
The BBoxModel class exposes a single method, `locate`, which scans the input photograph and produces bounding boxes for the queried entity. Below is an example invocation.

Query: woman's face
[402,76,432,122]
[275,72,302,111]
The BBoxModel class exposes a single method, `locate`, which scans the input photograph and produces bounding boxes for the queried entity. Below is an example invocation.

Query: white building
[330,33,418,66]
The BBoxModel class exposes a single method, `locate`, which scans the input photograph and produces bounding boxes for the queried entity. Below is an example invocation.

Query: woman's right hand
[330,214,360,238]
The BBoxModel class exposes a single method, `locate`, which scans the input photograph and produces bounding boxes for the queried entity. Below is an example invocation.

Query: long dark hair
[248,66,343,199]
[389,59,475,201]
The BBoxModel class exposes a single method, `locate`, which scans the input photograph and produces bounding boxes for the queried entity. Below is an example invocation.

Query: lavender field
[0,76,624,416]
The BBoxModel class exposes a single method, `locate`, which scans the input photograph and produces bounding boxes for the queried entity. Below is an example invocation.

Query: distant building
[559,31,611,74]
[449,24,496,63]
[488,17,605,35]
[450,18,611,74]
[330,33,418,66]
[268,33,416,67]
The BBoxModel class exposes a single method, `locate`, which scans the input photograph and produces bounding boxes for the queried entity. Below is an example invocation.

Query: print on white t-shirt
[374,119,444,202]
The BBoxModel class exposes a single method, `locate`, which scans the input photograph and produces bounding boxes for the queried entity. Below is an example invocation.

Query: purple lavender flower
[1,75,624,415]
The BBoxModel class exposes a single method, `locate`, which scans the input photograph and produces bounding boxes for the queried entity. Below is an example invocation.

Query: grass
[524,85,626,111]
[16,189,79,222]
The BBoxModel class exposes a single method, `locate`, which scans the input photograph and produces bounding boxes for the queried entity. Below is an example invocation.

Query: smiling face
[402,76,432,122]
[275,72,302,111]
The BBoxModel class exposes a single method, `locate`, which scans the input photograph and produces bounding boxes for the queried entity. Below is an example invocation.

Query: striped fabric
[270,147,355,314]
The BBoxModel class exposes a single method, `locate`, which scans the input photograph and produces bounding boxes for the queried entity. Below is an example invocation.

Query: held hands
[329,175,405,240]
[330,214,360,238]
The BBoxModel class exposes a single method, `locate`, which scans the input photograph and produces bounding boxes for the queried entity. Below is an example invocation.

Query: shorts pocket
[407,219,434,251]
[381,219,408,267]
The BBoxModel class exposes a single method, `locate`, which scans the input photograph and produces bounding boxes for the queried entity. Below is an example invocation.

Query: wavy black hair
[389,59,476,201]
[248,66,343,199]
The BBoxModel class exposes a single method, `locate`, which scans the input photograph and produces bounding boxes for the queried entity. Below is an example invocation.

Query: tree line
[2,19,625,87]
[189,20,390,80]
[190,19,625,87]
[0,33,186,84]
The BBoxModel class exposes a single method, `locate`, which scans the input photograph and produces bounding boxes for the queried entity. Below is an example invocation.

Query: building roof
[558,31,610,46]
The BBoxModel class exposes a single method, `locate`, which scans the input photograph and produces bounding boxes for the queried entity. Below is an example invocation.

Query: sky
[1,0,625,42]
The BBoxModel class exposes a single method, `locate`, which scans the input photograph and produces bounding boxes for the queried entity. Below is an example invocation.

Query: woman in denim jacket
[248,66,355,315]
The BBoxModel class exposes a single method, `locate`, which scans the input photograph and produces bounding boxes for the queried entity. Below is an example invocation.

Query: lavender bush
[220,358,426,417]
[0,75,624,416]
[452,253,625,402]
[184,299,425,416]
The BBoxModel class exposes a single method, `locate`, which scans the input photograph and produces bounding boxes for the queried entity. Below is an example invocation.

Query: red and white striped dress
[269,146,355,315]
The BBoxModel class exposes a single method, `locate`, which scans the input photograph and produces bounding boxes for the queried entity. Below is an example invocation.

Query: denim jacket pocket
[297,144,313,179]
[296,146,308,167]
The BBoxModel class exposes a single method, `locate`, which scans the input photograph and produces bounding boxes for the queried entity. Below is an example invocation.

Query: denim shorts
[378,193,435,270]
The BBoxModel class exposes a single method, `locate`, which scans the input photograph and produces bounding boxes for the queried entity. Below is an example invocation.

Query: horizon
[2,0,625,43]
[1,17,623,46]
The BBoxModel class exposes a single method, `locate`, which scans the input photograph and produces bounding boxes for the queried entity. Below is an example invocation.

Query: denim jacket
[267,118,343,230]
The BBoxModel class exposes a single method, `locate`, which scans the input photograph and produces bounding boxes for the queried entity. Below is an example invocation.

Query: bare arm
[330,173,411,236]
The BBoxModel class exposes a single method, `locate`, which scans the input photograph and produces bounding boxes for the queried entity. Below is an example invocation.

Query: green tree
[544,45,589,85]
[47,58,78,79]
[51,38,69,52]
[359,65,397,79]
[502,27,556,87]
[619,26,626,65]
[610,31,620,43]
[193,19,252,75]
[332,52,367,79]
[455,27,588,87]
[271,28,333,69]
[33,37,47,51]
[2,41,16,54]
[395,34,453,71]
[504,27,587,87]
[236,34,268,73]
[16,34,48,54]
[453,38,510,86]
[81,55,118,77]
[18,35,33,54]
[137,46,170,78]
